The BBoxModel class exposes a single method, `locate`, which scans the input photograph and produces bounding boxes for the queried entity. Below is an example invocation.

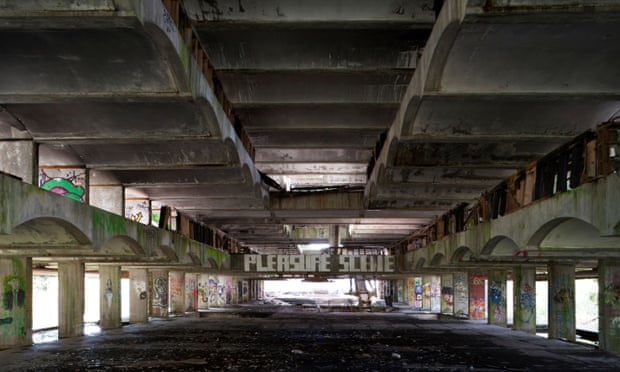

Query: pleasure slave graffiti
[242,255,395,273]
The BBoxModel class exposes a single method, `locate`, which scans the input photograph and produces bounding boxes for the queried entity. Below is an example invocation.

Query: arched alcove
[415,257,426,269]
[481,236,520,256]
[154,245,178,262]
[528,217,613,249]
[100,235,145,257]
[1,217,91,246]
[451,246,474,263]
[430,253,446,267]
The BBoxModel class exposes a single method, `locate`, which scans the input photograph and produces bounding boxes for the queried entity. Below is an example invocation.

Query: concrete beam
[115,167,246,185]
[219,71,412,104]
[68,140,232,169]
[0,18,182,97]
[250,129,383,148]
[195,24,427,68]
[391,141,556,167]
[185,0,436,22]
[257,162,368,175]
[236,103,397,129]
[256,148,371,163]
[379,166,513,186]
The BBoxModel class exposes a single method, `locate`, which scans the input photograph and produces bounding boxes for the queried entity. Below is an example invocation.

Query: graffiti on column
[185,275,197,311]
[169,272,184,313]
[414,277,422,309]
[103,279,113,310]
[207,277,225,307]
[552,273,574,338]
[39,168,86,202]
[430,276,441,312]
[469,274,486,320]
[1,275,26,335]
[422,277,431,310]
[602,271,620,337]
[453,273,468,317]
[441,278,454,314]
[519,283,535,324]
[153,276,168,307]
[489,280,505,323]
[125,199,150,225]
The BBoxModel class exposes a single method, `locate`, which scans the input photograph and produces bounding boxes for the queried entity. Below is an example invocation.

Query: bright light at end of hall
[298,243,330,253]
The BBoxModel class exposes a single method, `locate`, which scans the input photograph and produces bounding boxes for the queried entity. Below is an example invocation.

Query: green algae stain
[93,209,127,237]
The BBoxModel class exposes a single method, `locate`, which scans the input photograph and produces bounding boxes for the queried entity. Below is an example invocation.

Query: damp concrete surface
[1,307,620,371]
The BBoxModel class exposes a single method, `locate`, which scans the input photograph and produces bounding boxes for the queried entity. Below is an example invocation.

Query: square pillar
[0,257,32,348]
[185,273,198,312]
[128,269,148,323]
[0,140,37,184]
[150,269,169,317]
[58,261,84,338]
[99,265,121,329]
[453,272,468,318]
[548,262,575,341]
[169,271,185,315]
[513,265,536,334]
[469,272,486,320]
[487,269,507,327]
[599,259,620,356]
[440,274,454,315]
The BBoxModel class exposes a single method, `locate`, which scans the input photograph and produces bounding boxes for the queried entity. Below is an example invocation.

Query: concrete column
[0,257,32,348]
[169,271,185,315]
[453,272,468,318]
[440,274,454,315]
[150,269,169,317]
[598,259,620,356]
[0,140,37,184]
[487,269,507,327]
[99,265,121,329]
[128,269,148,323]
[548,262,575,341]
[58,261,84,338]
[89,170,123,214]
[184,273,198,311]
[513,265,536,334]
[469,272,486,320]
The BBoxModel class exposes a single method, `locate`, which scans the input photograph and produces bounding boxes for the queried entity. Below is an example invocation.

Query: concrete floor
[2,308,620,371]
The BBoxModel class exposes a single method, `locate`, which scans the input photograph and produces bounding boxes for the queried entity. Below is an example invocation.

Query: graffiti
[153,276,168,307]
[0,317,12,325]
[441,287,454,306]
[453,273,468,317]
[414,277,423,309]
[39,169,85,202]
[603,282,620,306]
[553,288,572,304]
[3,275,25,311]
[519,283,535,323]
[185,275,197,311]
[489,281,505,322]
[93,209,127,236]
[125,199,150,225]
[469,274,486,320]
[169,272,184,313]
[103,279,113,310]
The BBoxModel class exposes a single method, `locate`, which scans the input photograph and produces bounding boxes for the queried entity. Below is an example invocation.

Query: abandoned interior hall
[2,0,620,369]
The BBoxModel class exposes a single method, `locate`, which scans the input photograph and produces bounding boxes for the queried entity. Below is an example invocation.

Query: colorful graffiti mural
[39,168,86,202]
[185,274,197,312]
[489,279,506,323]
[469,273,486,320]
[169,272,184,314]
[453,272,468,317]
[414,277,423,309]
[441,274,454,314]
[125,199,150,225]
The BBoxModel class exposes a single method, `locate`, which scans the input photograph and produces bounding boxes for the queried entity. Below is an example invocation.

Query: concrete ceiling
[1,0,620,254]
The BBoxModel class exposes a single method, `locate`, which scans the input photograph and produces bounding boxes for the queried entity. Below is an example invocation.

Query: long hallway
[2,310,620,371]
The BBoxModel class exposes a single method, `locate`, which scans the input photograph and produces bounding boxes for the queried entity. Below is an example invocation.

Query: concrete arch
[430,253,447,267]
[481,236,520,257]
[1,217,91,246]
[143,21,190,94]
[451,246,473,263]
[527,217,603,249]
[180,252,201,266]
[154,245,179,262]
[205,257,220,269]
[415,257,426,269]
[100,235,145,257]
